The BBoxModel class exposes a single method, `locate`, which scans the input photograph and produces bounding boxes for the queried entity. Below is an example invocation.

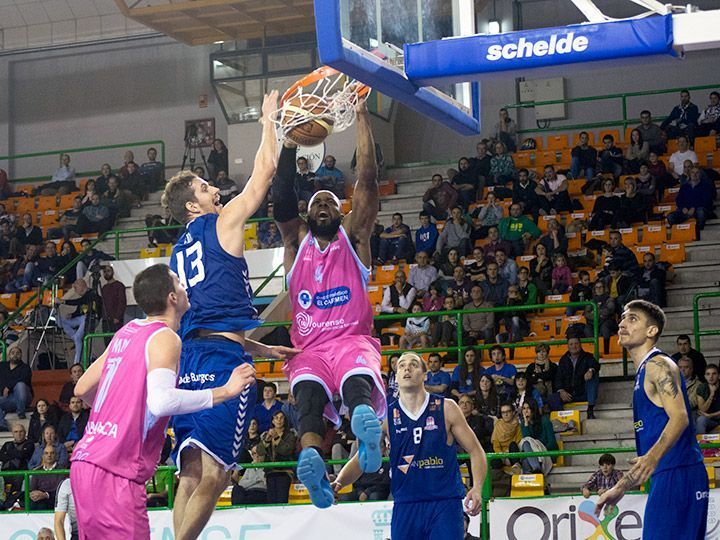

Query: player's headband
[308,190,341,210]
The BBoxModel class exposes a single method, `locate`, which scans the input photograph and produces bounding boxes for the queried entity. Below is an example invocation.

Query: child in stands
[582,453,623,498]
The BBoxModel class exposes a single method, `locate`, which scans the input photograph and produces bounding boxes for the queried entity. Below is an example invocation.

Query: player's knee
[294,380,328,437]
[342,375,374,416]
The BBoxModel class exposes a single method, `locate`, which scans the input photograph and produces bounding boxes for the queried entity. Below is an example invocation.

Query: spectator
[568,270,594,316]
[484,345,517,403]
[240,418,262,464]
[512,372,544,413]
[101,176,132,221]
[603,230,639,276]
[50,196,83,240]
[667,165,715,238]
[516,266,538,306]
[597,134,624,179]
[118,150,134,179]
[58,241,78,284]
[0,344,33,429]
[483,226,513,265]
[5,245,41,293]
[490,404,521,474]
[446,265,472,307]
[57,396,88,452]
[424,353,451,397]
[75,238,114,279]
[518,399,557,473]
[28,424,69,470]
[604,261,634,310]
[398,303,430,349]
[635,162,658,211]
[16,213,43,246]
[538,218,568,259]
[472,192,504,240]
[458,394,493,452]
[512,168,540,221]
[582,454,623,498]
[489,142,516,188]
[193,166,207,180]
[422,282,445,313]
[661,89,699,140]
[636,110,665,154]
[59,364,84,412]
[436,206,472,257]
[58,279,98,365]
[451,349,480,400]
[352,450,391,502]
[292,154,317,203]
[469,141,492,185]
[38,241,64,283]
[499,203,541,257]
[140,147,164,190]
[256,410,297,504]
[77,193,112,234]
[51,154,76,185]
[525,344,558,403]
[678,357,705,415]
[0,423,34,501]
[415,212,439,256]
[123,161,148,203]
[616,176,648,226]
[0,168,12,199]
[207,139,229,180]
[28,399,59,444]
[462,285,495,345]
[100,265,126,340]
[408,251,437,297]
[671,335,707,384]
[145,208,180,249]
[551,253,572,294]
[431,296,458,349]
[696,364,720,434]
[258,222,283,249]
[668,135,698,178]
[314,155,345,198]
[584,280,618,355]
[95,163,113,195]
[637,253,666,307]
[571,131,597,183]
[386,353,401,400]
[380,269,416,317]
[37,529,54,540]
[494,108,518,152]
[231,445,267,505]
[480,261,509,307]
[476,374,500,418]
[450,157,480,209]
[215,170,239,205]
[465,246,487,283]
[378,213,413,263]
[697,91,720,137]
[529,243,552,297]
[551,337,600,418]
[624,129,649,173]
[253,383,283,433]
[494,249,517,286]
[54,477,77,540]
[437,248,461,284]
[588,177,619,231]
[422,174,458,220]
[536,165,572,214]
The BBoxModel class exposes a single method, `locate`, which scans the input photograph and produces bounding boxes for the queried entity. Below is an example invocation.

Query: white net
[275,67,370,139]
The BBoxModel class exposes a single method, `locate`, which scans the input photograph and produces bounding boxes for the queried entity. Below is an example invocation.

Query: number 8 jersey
[170,214,260,340]
[388,393,465,504]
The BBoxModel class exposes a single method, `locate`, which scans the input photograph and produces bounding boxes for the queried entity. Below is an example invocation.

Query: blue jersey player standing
[162,91,299,540]
[334,352,487,539]
[596,299,708,538]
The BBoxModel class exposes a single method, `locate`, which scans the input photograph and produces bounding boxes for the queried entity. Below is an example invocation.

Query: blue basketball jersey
[633,347,703,473]
[389,393,465,504]
[170,213,261,340]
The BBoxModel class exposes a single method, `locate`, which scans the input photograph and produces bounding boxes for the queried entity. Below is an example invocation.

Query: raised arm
[272,142,308,273]
[217,91,279,255]
[346,103,379,267]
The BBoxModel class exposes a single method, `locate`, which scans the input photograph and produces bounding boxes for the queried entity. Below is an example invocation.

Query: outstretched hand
[266,345,302,361]
[224,363,256,398]
[261,90,280,124]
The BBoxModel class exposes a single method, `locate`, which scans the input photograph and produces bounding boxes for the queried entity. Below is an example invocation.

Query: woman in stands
[511,372,544,414]
[450,348,480,401]
[525,344,558,409]
[257,410,298,504]
[624,129,650,174]
[529,242,552,298]
[589,177,620,230]
[27,398,58,444]
[451,157,480,209]
[475,374,500,419]
[518,398,558,473]
[79,179,96,207]
[489,142,517,196]
[616,176,648,226]
[207,138,229,181]
[58,241,78,284]
[438,247,461,288]
[584,281,618,355]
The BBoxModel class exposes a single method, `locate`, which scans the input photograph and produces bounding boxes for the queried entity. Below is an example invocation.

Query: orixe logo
[486,32,589,61]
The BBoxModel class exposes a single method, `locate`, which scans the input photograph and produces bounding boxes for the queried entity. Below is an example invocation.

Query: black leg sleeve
[341,375,375,417]
[272,145,300,223]
[294,380,329,438]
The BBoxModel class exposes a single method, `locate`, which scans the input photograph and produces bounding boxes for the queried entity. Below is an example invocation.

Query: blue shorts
[391,499,464,540]
[644,462,708,540]
[171,336,256,472]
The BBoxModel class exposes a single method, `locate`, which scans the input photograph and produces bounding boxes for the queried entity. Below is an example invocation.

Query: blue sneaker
[296,448,334,509]
[351,404,382,473]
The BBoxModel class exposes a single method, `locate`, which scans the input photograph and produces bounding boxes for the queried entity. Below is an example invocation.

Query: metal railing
[0,140,166,185]
[504,82,720,136]
[4,442,718,535]
[693,292,720,353]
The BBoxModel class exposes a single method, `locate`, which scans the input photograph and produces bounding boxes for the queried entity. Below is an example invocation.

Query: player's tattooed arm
[650,358,680,399]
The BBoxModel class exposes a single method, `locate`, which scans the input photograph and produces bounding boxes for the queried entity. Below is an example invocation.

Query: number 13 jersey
[170,214,260,340]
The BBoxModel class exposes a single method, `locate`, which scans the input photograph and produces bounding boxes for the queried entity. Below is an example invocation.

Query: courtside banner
[489,490,720,540]
[404,15,674,85]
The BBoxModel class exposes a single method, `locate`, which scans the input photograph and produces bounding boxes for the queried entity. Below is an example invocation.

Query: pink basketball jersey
[71,319,171,483]
[288,226,373,349]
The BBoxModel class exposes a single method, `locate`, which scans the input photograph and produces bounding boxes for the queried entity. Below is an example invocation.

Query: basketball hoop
[275,66,371,142]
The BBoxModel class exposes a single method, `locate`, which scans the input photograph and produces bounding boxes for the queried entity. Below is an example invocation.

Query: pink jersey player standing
[70,264,255,539]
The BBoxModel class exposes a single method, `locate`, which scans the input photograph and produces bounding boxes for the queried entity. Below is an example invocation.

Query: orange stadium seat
[663,187,680,203]
[580,195,596,211]
[530,317,557,339]
[624,126,635,143]
[641,224,666,246]
[566,232,582,251]
[654,204,673,215]
[547,135,569,150]
[513,152,534,168]
[666,139,679,154]
[340,200,352,214]
[633,245,653,263]
[0,294,18,311]
[58,194,77,209]
[588,229,610,244]
[619,227,639,246]
[374,264,403,284]
[367,284,383,307]
[542,294,570,316]
[559,315,585,337]
[670,222,696,243]
[660,243,686,264]
[14,198,36,214]
[694,136,717,154]
[567,179,584,196]
[18,291,36,310]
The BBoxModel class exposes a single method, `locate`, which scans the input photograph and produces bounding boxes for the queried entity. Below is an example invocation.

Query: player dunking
[334,352,486,539]
[595,299,708,538]
[272,103,386,508]
[70,264,255,539]
[163,91,298,540]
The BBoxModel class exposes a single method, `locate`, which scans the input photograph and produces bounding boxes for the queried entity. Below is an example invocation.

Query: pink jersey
[71,319,170,484]
[288,226,373,349]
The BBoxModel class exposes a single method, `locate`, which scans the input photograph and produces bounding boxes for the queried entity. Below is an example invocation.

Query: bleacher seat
[641,224,666,246]
[511,474,545,497]
[375,264,404,284]
[633,245,653,263]
[542,294,570,316]
[619,227,639,246]
[559,315,585,337]
[660,243,686,264]
[551,409,582,435]
[670,222,696,243]
[0,293,18,311]
[580,195,597,211]
[588,229,610,244]
[547,135,569,150]
[530,317,557,339]
[566,231,582,251]
[140,247,162,258]
[694,136,717,154]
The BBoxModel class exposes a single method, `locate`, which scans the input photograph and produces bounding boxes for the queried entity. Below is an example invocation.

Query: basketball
[281,94,334,146]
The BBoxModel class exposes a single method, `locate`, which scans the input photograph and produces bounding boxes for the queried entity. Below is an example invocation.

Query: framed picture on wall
[185,118,215,148]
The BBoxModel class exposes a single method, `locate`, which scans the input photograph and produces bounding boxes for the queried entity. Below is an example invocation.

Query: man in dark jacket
[552,337,600,418]
[0,423,34,502]
[0,345,33,430]
[57,396,89,453]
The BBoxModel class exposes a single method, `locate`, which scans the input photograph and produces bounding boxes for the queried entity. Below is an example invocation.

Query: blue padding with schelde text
[405,15,675,85]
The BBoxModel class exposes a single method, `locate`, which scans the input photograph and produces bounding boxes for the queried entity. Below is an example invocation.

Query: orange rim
[281,65,370,105]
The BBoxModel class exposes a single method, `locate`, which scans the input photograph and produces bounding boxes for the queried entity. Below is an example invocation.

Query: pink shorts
[283,334,387,426]
[71,461,149,540]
